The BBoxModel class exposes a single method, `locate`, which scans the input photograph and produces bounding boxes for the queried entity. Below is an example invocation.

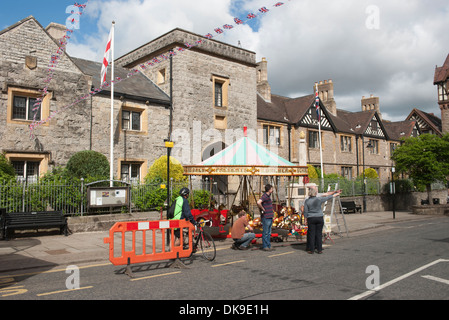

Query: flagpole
[110,21,115,187]
[316,83,324,184]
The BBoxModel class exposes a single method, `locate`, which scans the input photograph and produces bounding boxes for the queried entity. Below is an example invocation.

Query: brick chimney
[362,94,382,119]
[315,80,337,116]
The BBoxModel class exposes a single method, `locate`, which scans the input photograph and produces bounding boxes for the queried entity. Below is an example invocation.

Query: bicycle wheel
[198,231,216,261]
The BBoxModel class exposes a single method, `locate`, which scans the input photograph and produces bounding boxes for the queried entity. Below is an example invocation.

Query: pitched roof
[257,92,419,141]
[382,120,417,141]
[71,57,170,105]
[406,108,442,136]
[434,54,449,84]
[257,94,291,124]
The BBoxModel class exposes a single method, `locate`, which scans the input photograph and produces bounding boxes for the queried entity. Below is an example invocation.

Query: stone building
[256,60,421,182]
[1,16,447,187]
[0,16,170,183]
[434,54,449,134]
[115,28,258,166]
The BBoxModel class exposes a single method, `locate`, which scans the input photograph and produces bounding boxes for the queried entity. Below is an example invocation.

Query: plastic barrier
[103,220,195,273]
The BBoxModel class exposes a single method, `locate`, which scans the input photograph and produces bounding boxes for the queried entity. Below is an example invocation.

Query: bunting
[30,0,291,137]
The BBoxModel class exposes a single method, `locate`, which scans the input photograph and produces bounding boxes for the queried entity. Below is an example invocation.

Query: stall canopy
[184,128,308,177]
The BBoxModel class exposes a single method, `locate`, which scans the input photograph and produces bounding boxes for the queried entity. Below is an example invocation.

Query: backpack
[167,200,177,219]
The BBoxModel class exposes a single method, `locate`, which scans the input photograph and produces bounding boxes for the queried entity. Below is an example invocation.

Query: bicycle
[185,220,216,261]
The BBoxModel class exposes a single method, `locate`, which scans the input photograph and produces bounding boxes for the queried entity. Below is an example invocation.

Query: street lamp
[391,167,396,219]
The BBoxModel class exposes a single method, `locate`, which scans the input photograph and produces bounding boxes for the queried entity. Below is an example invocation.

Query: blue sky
[1,0,449,121]
[1,1,79,30]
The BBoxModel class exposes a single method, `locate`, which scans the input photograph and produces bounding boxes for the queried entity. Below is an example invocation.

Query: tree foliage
[0,153,15,182]
[146,156,186,182]
[392,133,449,200]
[66,150,110,180]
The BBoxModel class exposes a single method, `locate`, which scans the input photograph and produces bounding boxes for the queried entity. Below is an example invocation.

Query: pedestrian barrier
[103,219,195,276]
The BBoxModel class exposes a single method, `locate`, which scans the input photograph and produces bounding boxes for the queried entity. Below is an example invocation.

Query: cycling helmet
[180,187,190,196]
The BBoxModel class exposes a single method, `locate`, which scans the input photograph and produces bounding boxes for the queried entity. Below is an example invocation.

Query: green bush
[145,156,186,182]
[191,190,213,209]
[0,153,15,183]
[66,150,110,180]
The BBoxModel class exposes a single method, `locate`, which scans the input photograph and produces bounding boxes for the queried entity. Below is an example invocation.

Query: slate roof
[71,57,170,106]
[406,108,442,136]
[434,54,449,84]
[257,91,418,142]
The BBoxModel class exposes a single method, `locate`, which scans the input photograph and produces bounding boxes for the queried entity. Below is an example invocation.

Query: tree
[392,133,449,202]
[146,156,186,182]
[66,150,110,180]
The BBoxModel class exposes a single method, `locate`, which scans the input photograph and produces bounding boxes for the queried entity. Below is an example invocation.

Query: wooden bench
[341,201,362,214]
[1,211,68,240]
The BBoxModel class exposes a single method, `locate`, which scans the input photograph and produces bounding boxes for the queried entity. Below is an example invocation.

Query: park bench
[341,201,362,214]
[1,211,68,240]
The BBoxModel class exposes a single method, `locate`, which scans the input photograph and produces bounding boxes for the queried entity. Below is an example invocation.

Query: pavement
[0,211,439,274]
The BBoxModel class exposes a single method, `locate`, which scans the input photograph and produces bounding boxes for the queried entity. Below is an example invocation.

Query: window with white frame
[12,96,41,121]
[11,160,40,183]
[263,125,281,145]
[121,163,141,184]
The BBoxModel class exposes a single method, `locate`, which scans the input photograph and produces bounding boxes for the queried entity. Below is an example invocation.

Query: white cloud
[67,0,449,121]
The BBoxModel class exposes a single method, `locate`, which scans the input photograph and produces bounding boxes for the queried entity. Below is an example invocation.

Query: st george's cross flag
[101,25,114,85]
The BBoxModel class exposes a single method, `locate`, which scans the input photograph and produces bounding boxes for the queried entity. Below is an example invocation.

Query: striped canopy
[184,135,308,176]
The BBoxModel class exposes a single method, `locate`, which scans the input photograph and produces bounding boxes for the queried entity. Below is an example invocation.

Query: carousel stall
[184,128,309,240]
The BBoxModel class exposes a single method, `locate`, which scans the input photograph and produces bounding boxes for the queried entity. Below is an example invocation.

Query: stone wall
[119,29,259,165]
[342,189,448,212]
[0,17,172,179]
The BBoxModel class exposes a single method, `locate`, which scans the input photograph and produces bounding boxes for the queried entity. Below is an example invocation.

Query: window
[308,131,319,149]
[368,139,379,154]
[390,143,398,156]
[340,136,352,152]
[121,163,141,184]
[11,160,40,184]
[12,96,40,121]
[341,167,352,180]
[263,125,281,145]
[370,119,378,131]
[214,82,223,107]
[7,87,50,125]
[122,110,141,131]
[438,82,448,102]
[212,75,229,108]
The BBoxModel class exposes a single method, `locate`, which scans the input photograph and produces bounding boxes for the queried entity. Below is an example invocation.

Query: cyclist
[171,187,197,247]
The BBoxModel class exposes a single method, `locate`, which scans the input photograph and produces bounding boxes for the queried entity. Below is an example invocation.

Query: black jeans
[307,216,324,252]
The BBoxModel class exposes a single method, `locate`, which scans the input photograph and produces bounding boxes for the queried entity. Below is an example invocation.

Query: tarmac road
[0,214,448,304]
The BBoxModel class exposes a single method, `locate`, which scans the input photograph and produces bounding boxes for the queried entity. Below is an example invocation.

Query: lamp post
[362,138,374,213]
[391,167,396,219]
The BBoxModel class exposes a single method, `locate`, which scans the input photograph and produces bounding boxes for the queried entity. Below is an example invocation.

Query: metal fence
[1,177,446,216]
[0,179,189,216]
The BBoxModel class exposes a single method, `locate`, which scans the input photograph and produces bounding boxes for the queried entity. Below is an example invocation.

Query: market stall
[184,127,309,239]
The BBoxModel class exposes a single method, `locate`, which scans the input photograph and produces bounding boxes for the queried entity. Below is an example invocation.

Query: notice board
[88,187,130,208]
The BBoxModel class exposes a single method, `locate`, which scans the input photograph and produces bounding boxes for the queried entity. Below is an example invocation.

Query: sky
[1,0,449,122]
